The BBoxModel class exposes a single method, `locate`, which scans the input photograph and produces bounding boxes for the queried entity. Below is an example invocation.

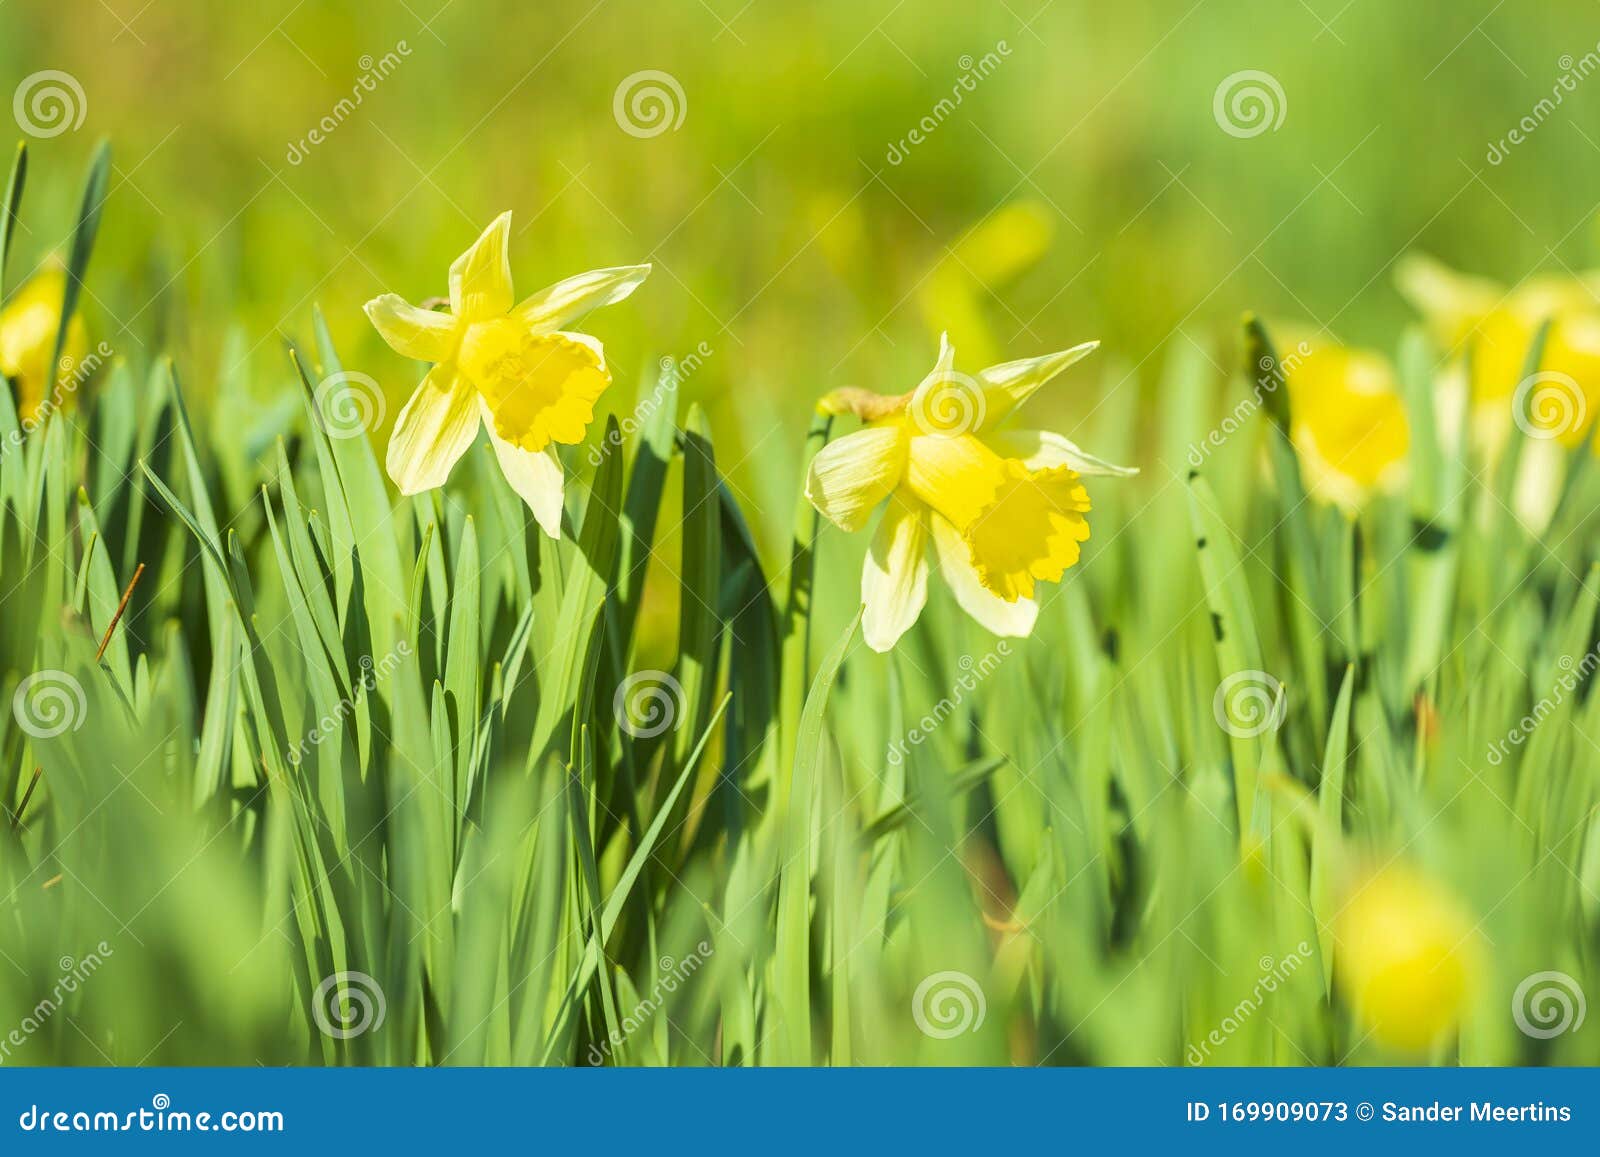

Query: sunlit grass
[0,139,1596,1068]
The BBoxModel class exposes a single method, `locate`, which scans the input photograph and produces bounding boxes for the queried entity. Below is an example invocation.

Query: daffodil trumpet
[805,334,1136,652]
[364,211,650,537]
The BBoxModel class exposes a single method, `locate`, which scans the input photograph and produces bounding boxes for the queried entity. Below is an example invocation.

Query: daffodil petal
[805,425,907,532]
[976,341,1099,426]
[449,211,515,320]
[1513,437,1563,534]
[514,264,652,333]
[364,294,459,362]
[907,332,991,438]
[903,431,1001,528]
[861,497,928,652]
[929,514,1038,638]
[1394,253,1501,347]
[483,403,565,538]
[385,363,480,496]
[987,428,1138,477]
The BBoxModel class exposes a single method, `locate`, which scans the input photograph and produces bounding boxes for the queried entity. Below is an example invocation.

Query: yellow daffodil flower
[0,268,87,421]
[1334,861,1480,1054]
[1397,253,1600,449]
[806,334,1135,652]
[364,212,649,537]
[1279,335,1410,511]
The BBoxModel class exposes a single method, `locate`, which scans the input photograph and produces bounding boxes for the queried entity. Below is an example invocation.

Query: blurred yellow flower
[806,334,1135,652]
[0,268,87,421]
[365,211,650,537]
[916,201,1054,368]
[1280,336,1410,511]
[1398,253,1600,449]
[1335,862,1480,1054]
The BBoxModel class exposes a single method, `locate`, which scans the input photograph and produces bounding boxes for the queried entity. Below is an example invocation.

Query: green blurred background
[5,0,1600,524]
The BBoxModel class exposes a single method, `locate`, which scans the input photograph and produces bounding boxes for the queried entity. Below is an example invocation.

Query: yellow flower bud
[0,269,87,421]
[1335,862,1480,1053]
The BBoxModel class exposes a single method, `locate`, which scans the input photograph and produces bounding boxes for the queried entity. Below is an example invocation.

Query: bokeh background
[5,0,1600,529]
